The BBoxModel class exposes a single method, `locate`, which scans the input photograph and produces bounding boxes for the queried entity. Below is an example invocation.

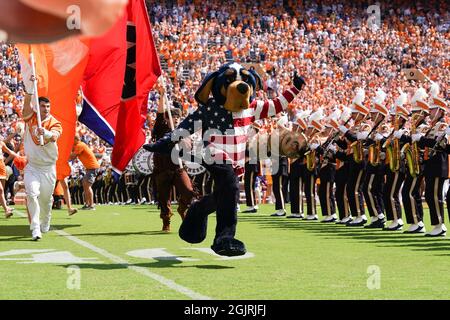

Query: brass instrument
[305,134,320,172]
[386,116,401,172]
[367,123,387,166]
[351,140,363,163]
[402,113,421,177]
[305,149,316,171]
[351,123,370,164]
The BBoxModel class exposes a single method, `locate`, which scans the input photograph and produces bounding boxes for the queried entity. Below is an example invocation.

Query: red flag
[80,0,160,173]
[111,0,161,173]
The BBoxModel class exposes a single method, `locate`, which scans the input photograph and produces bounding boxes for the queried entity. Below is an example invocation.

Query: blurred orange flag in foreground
[16,38,90,180]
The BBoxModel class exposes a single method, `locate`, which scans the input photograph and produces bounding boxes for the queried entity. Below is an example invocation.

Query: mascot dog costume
[145,63,306,256]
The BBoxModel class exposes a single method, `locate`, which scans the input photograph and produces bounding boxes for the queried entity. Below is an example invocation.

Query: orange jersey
[72,141,100,170]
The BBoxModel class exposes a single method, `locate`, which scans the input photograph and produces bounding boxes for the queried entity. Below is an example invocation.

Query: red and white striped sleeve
[250,86,300,120]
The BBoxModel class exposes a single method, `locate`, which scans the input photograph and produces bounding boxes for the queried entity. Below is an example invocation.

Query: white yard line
[14,210,212,300]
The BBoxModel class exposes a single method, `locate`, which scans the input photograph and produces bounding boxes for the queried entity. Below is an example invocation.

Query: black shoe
[346,219,367,227]
[364,219,385,229]
[270,212,286,217]
[178,205,208,244]
[211,238,246,257]
[383,224,403,231]
[404,225,425,234]
[242,208,257,214]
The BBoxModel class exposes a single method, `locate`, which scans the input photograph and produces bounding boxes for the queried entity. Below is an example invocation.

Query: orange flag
[17,38,90,180]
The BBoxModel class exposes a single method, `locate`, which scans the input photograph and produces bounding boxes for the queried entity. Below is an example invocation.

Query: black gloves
[293,72,306,91]
[143,132,174,155]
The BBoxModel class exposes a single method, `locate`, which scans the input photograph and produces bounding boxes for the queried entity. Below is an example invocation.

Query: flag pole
[29,46,44,146]
[160,77,183,169]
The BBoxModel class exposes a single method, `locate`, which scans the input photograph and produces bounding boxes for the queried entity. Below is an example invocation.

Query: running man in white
[23,92,62,241]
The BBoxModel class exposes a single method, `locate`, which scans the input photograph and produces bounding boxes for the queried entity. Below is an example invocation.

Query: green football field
[0,203,449,300]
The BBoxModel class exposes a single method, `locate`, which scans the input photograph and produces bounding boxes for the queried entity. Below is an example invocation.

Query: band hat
[308,108,324,131]
[294,110,311,130]
[411,87,430,112]
[351,88,369,115]
[370,89,388,116]
[429,82,447,111]
[325,108,342,129]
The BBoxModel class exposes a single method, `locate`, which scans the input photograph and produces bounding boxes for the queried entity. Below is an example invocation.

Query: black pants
[118,178,128,203]
[289,173,303,214]
[318,179,335,216]
[346,163,365,217]
[363,170,385,218]
[335,168,349,220]
[272,174,288,210]
[244,169,258,207]
[402,174,424,224]
[425,176,445,225]
[303,170,317,216]
[186,163,240,242]
[383,171,404,221]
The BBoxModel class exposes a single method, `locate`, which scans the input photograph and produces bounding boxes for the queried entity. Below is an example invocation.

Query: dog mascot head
[194,62,263,112]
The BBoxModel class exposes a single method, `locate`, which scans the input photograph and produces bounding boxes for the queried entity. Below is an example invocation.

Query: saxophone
[402,114,421,177]
[368,138,381,166]
[386,116,401,172]
[351,123,368,164]
[305,149,316,171]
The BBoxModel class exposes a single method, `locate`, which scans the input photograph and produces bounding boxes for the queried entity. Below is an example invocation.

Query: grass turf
[0,204,449,299]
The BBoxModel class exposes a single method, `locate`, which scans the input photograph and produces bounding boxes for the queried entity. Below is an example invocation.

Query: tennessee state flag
[80,0,161,173]
[17,39,90,179]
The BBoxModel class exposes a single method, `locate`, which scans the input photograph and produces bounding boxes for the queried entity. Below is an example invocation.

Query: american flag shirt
[175,86,300,176]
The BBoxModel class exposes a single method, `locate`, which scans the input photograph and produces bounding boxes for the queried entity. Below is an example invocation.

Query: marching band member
[243,121,262,214]
[271,114,289,217]
[398,88,430,233]
[303,108,324,221]
[315,109,341,223]
[382,94,409,231]
[413,83,448,237]
[363,89,389,229]
[287,110,310,219]
[332,107,352,224]
[338,88,370,226]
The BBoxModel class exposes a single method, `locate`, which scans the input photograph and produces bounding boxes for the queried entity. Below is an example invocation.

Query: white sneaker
[353,215,367,224]
[32,228,42,241]
[271,210,286,217]
[305,214,318,221]
[41,224,50,233]
[425,224,447,237]
[339,216,353,224]
[405,223,426,233]
[286,213,302,219]
[370,216,379,224]
[321,214,337,222]
[384,219,404,231]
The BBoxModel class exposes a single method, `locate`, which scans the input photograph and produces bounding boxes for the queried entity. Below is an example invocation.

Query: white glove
[393,130,404,139]
[357,131,369,140]
[328,144,337,153]
[310,143,320,150]
[43,129,54,140]
[338,125,349,134]
[411,133,423,142]
[445,127,450,136]
[374,133,384,141]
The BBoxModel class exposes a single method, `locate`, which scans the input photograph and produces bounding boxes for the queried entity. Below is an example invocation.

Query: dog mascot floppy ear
[145,63,306,256]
